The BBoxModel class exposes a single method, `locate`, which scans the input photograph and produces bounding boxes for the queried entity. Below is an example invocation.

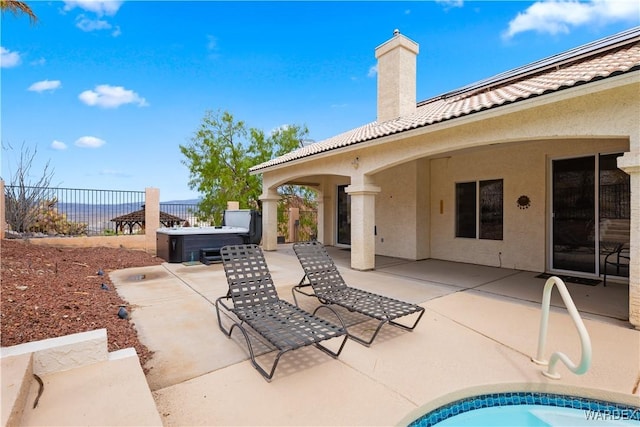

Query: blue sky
[2,1,638,201]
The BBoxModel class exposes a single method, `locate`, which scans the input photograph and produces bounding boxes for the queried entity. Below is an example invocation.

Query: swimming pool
[407,392,640,426]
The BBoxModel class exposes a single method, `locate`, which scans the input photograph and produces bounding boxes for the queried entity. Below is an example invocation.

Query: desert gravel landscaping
[1,238,163,369]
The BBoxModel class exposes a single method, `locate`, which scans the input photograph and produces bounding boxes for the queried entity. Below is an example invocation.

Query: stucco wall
[374,160,431,260]
[429,138,629,271]
[416,158,430,260]
[374,162,417,259]
[24,235,149,252]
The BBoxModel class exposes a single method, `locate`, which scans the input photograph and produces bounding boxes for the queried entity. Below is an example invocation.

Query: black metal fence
[4,185,313,239]
[554,183,630,220]
[600,183,631,219]
[159,203,212,227]
[4,185,145,236]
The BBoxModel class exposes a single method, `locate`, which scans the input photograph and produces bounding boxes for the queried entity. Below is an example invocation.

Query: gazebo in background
[111,206,186,235]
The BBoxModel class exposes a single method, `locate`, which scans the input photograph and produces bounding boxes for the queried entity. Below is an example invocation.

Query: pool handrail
[531,276,592,379]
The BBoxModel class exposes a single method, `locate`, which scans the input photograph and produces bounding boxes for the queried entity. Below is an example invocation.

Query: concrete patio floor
[8,245,640,426]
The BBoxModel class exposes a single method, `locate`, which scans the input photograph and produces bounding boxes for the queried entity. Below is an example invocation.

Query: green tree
[180,110,308,224]
[0,0,38,24]
[277,184,318,241]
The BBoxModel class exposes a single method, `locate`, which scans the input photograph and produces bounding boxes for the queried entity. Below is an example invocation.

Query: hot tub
[156,209,262,263]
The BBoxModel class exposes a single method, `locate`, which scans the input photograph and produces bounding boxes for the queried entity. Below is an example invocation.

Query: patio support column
[260,189,280,251]
[144,187,160,254]
[618,150,640,329]
[345,183,381,271]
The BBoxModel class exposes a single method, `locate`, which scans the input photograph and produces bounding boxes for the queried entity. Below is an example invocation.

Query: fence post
[145,187,160,254]
[0,179,5,240]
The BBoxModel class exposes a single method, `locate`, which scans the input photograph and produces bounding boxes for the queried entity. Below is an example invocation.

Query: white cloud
[207,35,218,51]
[367,64,378,78]
[28,80,62,93]
[1,47,21,68]
[75,136,106,148]
[78,84,148,108]
[51,140,68,150]
[269,124,292,136]
[206,35,220,59]
[597,0,640,19]
[63,0,123,17]
[64,2,122,35]
[436,0,464,9]
[31,57,46,66]
[76,15,112,32]
[503,0,640,39]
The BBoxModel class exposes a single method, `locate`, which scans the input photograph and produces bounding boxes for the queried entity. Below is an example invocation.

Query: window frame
[455,179,504,241]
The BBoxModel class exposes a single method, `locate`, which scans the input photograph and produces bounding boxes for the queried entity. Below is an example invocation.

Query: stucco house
[250,27,640,328]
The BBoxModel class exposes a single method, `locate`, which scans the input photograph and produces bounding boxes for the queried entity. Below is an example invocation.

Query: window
[455,182,476,238]
[456,179,503,240]
[479,179,503,240]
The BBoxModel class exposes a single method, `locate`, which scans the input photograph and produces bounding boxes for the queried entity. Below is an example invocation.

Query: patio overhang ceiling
[279,174,344,188]
[285,181,320,187]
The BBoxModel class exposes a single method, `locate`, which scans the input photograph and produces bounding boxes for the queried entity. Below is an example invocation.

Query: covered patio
[251,28,640,328]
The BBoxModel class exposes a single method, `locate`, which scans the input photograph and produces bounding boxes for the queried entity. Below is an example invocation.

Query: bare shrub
[2,143,57,233]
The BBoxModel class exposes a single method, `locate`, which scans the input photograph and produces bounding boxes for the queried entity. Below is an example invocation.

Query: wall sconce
[351,157,360,169]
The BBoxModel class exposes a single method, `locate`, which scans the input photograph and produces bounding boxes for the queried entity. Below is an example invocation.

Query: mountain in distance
[160,198,201,204]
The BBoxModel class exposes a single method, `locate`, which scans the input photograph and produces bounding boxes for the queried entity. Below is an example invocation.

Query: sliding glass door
[551,153,630,278]
[552,156,596,273]
[599,154,631,279]
[336,185,351,246]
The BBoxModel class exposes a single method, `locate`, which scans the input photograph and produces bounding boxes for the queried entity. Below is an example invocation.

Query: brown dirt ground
[1,238,164,369]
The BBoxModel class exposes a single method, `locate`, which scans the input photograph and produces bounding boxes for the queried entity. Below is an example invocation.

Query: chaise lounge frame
[216,244,348,381]
[292,241,425,347]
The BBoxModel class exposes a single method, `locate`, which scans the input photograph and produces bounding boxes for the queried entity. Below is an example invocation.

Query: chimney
[374,29,419,123]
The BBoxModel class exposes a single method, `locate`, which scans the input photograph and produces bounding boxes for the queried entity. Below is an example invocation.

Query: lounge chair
[216,244,348,381]
[292,241,425,346]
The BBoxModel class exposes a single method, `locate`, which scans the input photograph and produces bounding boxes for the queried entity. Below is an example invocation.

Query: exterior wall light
[517,195,531,209]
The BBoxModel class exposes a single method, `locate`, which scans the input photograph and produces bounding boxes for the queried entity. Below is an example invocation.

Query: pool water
[408,392,640,427]
[434,404,638,426]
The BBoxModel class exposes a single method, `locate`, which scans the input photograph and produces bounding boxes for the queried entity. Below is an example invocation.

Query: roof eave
[250,69,639,175]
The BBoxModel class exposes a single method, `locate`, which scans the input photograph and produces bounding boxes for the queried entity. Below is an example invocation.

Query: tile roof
[110,208,185,223]
[251,28,640,173]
